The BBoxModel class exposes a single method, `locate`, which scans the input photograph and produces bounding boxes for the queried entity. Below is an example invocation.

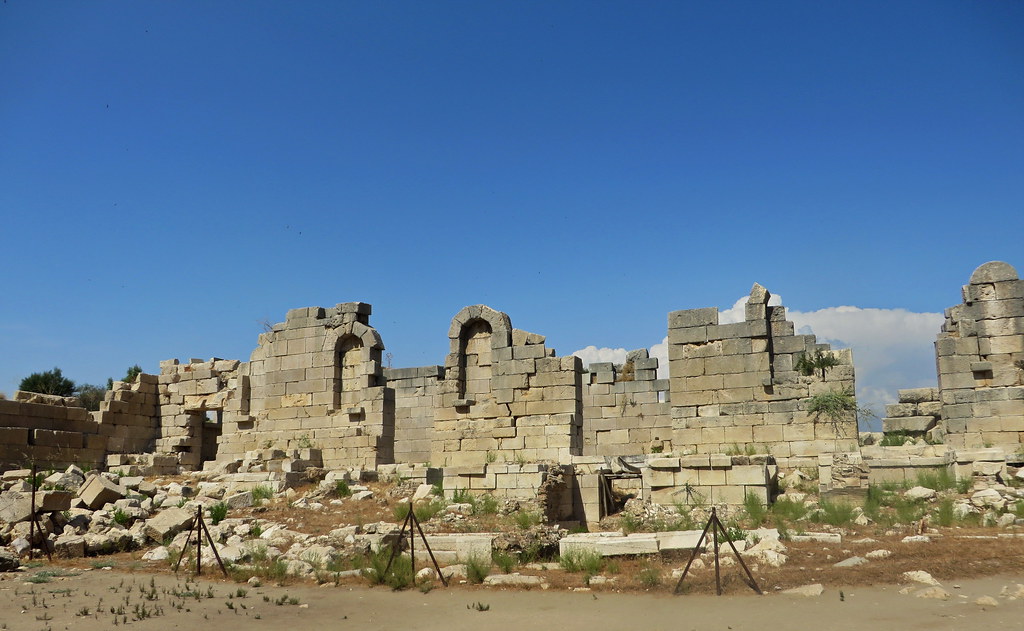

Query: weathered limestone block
[144,507,195,543]
[78,475,126,510]
[560,532,660,557]
[882,416,938,433]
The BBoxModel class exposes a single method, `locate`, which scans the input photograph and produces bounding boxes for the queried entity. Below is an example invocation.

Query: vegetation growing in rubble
[794,350,841,380]
[806,388,858,435]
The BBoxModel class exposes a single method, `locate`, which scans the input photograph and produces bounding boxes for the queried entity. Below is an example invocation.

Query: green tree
[76,383,107,411]
[19,367,76,396]
[106,364,144,390]
[124,364,143,382]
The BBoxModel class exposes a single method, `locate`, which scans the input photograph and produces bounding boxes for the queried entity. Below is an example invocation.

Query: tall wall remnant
[216,302,394,468]
[430,305,583,467]
[936,261,1024,449]
[668,283,858,463]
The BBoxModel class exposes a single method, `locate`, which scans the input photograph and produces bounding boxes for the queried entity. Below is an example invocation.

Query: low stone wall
[881,387,942,441]
[642,454,776,506]
[441,463,575,520]
[0,393,105,471]
[860,445,953,484]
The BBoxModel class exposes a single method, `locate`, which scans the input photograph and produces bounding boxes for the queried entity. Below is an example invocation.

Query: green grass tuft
[465,554,490,584]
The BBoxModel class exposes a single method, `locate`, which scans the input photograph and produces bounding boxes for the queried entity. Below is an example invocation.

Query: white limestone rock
[782,583,824,597]
[483,573,545,586]
[904,486,937,501]
[142,546,170,561]
[902,570,940,586]
[833,556,867,568]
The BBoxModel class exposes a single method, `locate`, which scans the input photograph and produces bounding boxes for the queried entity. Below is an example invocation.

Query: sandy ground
[2,569,1023,631]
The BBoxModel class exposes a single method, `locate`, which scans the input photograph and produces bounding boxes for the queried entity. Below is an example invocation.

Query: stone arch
[336,334,364,406]
[323,321,384,410]
[458,319,493,399]
[445,305,512,403]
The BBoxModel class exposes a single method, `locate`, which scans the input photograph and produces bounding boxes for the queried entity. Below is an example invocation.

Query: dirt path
[2,569,1022,631]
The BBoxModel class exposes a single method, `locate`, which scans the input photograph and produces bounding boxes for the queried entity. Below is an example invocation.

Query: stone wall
[94,375,161,454]
[668,283,858,466]
[218,302,394,469]
[581,351,671,457]
[937,261,1024,450]
[430,305,584,466]
[642,454,775,506]
[880,387,943,442]
[0,392,105,471]
[156,358,248,469]
[386,365,442,464]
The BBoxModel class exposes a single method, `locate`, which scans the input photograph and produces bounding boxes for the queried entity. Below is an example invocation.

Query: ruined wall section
[386,365,442,464]
[581,350,671,457]
[222,302,394,468]
[0,392,105,471]
[94,375,161,454]
[937,261,1024,450]
[880,387,942,442]
[431,305,583,466]
[668,283,858,465]
[156,359,248,469]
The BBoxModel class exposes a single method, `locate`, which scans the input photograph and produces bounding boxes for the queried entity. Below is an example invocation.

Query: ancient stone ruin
[1,261,1021,524]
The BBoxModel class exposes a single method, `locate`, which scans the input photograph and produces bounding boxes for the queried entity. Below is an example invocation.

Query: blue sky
[1,2,1021,426]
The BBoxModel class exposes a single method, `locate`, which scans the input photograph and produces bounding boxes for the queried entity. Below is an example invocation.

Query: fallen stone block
[560,532,659,557]
[144,507,195,543]
[0,493,33,523]
[78,475,126,510]
[54,535,86,558]
[788,532,841,544]
[483,573,545,586]
[904,486,937,501]
[224,491,254,509]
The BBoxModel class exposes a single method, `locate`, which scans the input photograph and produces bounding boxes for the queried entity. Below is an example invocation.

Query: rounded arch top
[447,305,512,349]
[322,320,384,356]
[970,261,1018,285]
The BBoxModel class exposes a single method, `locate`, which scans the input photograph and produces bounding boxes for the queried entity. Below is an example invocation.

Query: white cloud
[572,295,944,431]
[572,345,627,366]
[573,338,671,379]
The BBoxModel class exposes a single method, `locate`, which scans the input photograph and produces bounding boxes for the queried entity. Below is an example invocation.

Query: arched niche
[445,305,512,404]
[323,320,384,410]
[458,318,493,399]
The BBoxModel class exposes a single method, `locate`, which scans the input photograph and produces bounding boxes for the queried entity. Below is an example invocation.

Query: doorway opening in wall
[201,409,223,463]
